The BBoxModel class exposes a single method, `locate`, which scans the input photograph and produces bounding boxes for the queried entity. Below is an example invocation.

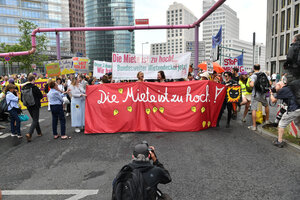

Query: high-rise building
[203,0,239,60]
[265,0,300,74]
[151,2,205,64]
[69,0,86,56]
[84,0,135,64]
[0,0,71,55]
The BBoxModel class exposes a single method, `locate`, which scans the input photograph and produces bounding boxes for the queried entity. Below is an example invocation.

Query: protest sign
[73,57,89,74]
[227,85,242,103]
[85,81,226,134]
[45,59,75,75]
[45,63,60,77]
[112,52,191,80]
[93,61,112,78]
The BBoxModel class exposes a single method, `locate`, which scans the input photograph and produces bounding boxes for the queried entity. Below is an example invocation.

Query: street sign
[4,56,10,61]
[135,19,149,25]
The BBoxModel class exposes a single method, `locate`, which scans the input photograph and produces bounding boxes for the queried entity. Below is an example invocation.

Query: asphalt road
[0,106,299,200]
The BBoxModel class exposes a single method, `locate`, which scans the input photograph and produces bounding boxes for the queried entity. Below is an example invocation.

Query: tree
[18,19,49,73]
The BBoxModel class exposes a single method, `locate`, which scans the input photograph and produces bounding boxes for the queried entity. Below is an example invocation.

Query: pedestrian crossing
[0,119,45,139]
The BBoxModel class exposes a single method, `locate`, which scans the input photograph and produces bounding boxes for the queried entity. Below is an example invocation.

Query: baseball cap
[133,143,149,158]
[240,71,248,75]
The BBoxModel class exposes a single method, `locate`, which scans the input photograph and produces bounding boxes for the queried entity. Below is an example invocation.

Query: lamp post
[142,42,149,63]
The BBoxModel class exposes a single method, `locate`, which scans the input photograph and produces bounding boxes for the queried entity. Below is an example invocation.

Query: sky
[135,0,267,54]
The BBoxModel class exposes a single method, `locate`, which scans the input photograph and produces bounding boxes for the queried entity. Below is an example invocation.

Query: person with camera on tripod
[270,81,300,148]
[112,142,172,200]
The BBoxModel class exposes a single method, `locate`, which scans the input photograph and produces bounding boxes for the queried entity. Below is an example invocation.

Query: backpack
[287,42,300,69]
[21,87,35,107]
[0,97,10,113]
[245,78,253,93]
[254,72,270,95]
[288,79,300,106]
[112,164,149,200]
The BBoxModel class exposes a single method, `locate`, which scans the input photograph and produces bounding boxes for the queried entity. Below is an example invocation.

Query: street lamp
[142,42,149,63]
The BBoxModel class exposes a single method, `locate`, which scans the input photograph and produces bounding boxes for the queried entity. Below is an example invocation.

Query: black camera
[271,87,277,93]
[142,140,156,160]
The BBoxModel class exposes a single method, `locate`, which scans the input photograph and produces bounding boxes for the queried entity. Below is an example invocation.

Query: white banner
[93,61,112,78]
[112,52,191,80]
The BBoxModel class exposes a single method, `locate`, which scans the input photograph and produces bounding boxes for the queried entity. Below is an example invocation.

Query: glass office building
[0,0,70,54]
[84,0,135,63]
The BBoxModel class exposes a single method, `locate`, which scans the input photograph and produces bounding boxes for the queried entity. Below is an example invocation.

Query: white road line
[2,190,99,200]
[25,119,45,127]
[0,133,10,139]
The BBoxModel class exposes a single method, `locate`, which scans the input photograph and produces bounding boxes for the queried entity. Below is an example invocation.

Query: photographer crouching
[112,142,172,200]
[270,81,300,148]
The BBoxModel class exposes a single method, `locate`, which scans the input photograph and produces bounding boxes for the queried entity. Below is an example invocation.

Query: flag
[236,54,243,66]
[212,26,222,48]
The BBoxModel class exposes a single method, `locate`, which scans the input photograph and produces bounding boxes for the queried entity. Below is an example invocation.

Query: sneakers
[248,126,257,131]
[74,128,80,133]
[241,118,246,122]
[264,120,271,125]
[66,113,70,117]
[273,139,285,148]
[17,135,23,139]
[11,133,17,137]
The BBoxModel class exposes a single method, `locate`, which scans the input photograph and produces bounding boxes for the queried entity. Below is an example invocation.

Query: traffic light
[217,45,221,61]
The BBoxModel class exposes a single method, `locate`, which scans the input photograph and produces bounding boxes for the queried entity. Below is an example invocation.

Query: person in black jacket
[22,75,43,142]
[284,34,300,83]
[113,142,172,200]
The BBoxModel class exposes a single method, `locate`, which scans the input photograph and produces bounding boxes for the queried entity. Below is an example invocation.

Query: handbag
[18,113,29,122]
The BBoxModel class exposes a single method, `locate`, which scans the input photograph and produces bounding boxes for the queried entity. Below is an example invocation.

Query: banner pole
[194,25,199,76]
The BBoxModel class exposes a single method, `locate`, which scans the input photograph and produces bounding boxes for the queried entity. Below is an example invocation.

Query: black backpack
[0,97,10,113]
[112,164,149,200]
[21,87,35,107]
[254,72,270,95]
[288,79,300,106]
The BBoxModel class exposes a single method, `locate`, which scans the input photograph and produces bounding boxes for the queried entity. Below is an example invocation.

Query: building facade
[0,0,71,54]
[84,0,135,64]
[185,41,206,65]
[151,2,205,64]
[69,0,86,56]
[266,0,300,74]
[203,0,239,60]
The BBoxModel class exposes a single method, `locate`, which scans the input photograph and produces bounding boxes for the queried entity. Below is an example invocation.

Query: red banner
[85,81,226,134]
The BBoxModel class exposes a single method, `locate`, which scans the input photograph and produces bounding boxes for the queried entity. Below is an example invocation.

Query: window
[294,4,299,28]
[274,37,277,56]
[287,8,291,30]
[287,0,291,5]
[281,0,285,8]
[280,35,284,55]
[281,11,285,32]
[275,14,278,34]
[286,33,290,55]
[276,0,278,11]
[272,16,275,35]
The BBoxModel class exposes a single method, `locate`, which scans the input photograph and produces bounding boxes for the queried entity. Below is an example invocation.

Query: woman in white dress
[68,77,86,133]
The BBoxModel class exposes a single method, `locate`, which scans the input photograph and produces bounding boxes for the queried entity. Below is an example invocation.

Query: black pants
[217,101,233,125]
[50,105,66,136]
[27,106,41,135]
[66,94,71,113]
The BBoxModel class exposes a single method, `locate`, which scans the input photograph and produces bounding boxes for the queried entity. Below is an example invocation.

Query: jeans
[27,106,41,135]
[8,107,21,135]
[50,105,66,136]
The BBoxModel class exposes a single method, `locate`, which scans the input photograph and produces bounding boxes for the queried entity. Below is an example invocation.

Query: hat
[33,72,37,76]
[133,143,149,158]
[200,71,210,80]
[8,78,14,84]
[240,71,248,75]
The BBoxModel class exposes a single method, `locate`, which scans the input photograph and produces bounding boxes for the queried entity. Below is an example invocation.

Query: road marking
[2,190,99,200]
[25,119,45,127]
[0,133,10,139]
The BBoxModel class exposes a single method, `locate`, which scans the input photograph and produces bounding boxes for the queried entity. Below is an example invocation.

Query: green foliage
[17,19,49,72]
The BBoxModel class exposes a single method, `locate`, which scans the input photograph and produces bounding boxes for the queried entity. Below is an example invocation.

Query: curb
[256,125,300,152]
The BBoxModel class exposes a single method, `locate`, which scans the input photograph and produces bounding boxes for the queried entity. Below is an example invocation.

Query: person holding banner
[68,78,86,133]
[157,71,166,83]
[137,71,145,82]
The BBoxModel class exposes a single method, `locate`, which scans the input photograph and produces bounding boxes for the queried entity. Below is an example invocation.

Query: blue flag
[212,26,222,48]
[236,54,243,66]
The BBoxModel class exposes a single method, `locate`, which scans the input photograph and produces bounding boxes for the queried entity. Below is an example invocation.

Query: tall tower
[202,0,239,60]
[69,0,86,56]
[84,0,135,63]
